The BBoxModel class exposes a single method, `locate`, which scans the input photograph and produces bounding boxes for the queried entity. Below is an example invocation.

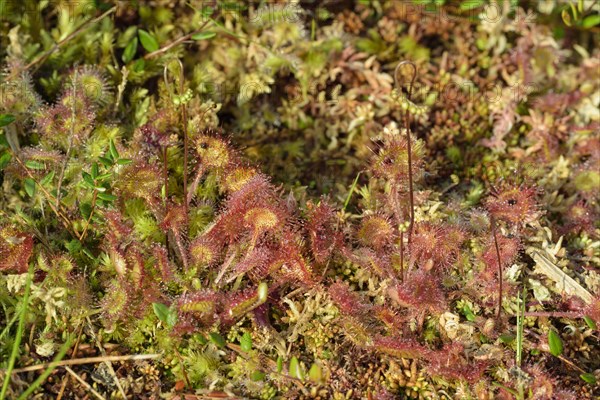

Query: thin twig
[143,21,211,60]
[6,7,116,80]
[524,311,581,318]
[558,355,586,374]
[86,317,127,399]
[6,354,161,374]
[163,146,170,249]
[64,366,106,400]
[173,347,192,389]
[390,182,405,281]
[56,323,85,400]
[394,61,417,252]
[186,164,206,205]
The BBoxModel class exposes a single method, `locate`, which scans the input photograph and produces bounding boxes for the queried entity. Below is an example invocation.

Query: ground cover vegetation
[0,0,599,398]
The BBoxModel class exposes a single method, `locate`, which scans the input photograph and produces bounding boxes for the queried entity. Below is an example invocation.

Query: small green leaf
[122,36,138,63]
[133,59,146,72]
[570,2,579,20]
[548,330,563,357]
[25,160,45,170]
[109,140,120,160]
[153,303,170,323]
[250,370,265,381]
[209,332,226,348]
[582,14,600,29]
[240,332,252,352]
[191,31,216,40]
[583,316,597,330]
[82,248,95,259]
[40,171,55,186]
[499,334,515,344]
[97,193,117,202]
[80,202,92,219]
[196,334,208,345]
[462,304,476,322]
[24,178,36,197]
[289,356,304,380]
[0,152,12,170]
[580,372,597,385]
[99,156,114,167]
[308,363,323,383]
[82,179,95,190]
[95,173,113,181]
[91,163,99,179]
[276,356,283,373]
[460,0,485,11]
[138,29,159,52]
[0,114,16,127]
[562,9,573,26]
[65,239,82,254]
[82,172,95,187]
[116,158,132,165]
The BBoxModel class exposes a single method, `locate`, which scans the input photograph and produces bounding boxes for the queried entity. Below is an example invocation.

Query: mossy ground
[0,1,599,399]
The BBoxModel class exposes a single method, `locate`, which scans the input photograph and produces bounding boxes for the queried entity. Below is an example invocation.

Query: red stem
[395,61,417,255]
[163,146,169,249]
[491,215,503,318]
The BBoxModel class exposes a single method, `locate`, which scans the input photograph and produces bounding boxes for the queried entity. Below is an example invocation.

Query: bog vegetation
[0,1,599,399]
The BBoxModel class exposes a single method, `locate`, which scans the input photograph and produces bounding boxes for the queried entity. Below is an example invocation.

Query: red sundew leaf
[426,343,487,383]
[0,226,34,274]
[328,281,370,317]
[357,214,395,251]
[485,182,542,226]
[152,245,174,282]
[388,269,446,315]
[409,222,466,271]
[115,162,162,205]
[189,235,221,267]
[351,247,393,279]
[178,289,220,316]
[161,202,188,233]
[481,234,521,271]
[372,336,428,359]
[103,211,134,245]
[305,198,343,264]
[228,246,271,281]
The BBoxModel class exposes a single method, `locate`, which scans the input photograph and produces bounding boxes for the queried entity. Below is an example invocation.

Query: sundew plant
[0,1,599,399]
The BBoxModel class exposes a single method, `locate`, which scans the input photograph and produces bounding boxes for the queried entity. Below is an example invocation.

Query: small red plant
[356,214,395,252]
[371,335,427,359]
[409,222,466,270]
[388,269,446,316]
[0,225,34,273]
[485,181,542,226]
[481,234,521,272]
[328,281,370,317]
[306,198,343,264]
[426,342,487,383]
